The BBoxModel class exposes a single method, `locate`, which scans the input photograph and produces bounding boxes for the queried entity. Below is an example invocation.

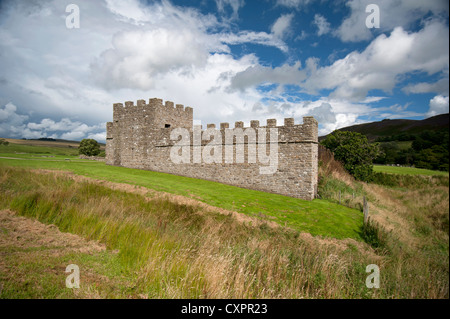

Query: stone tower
[106,98,318,200]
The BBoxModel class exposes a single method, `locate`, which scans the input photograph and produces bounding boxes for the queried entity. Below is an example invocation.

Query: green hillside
[320,113,449,142]
[319,114,449,172]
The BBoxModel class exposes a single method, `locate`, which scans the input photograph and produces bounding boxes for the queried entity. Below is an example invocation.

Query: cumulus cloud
[91,28,211,90]
[402,77,449,96]
[427,95,449,117]
[0,0,447,143]
[227,19,449,102]
[229,61,306,92]
[105,0,151,24]
[0,102,106,141]
[91,1,291,91]
[303,20,449,100]
[305,102,336,124]
[0,103,29,137]
[271,13,295,39]
[313,14,330,36]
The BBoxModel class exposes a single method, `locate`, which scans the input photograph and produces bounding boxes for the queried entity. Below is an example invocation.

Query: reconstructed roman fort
[106,98,318,200]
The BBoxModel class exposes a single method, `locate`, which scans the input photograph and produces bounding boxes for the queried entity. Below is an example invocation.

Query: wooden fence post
[363,196,369,225]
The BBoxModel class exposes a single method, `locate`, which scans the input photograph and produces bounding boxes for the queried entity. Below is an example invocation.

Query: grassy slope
[0,143,362,240]
[374,165,449,176]
[0,166,380,298]
[318,147,449,298]
[1,141,448,298]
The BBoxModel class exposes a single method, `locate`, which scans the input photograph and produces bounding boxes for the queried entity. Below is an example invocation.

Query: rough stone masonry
[106,98,318,200]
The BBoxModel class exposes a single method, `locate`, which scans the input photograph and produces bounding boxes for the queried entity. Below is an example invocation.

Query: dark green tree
[0,138,9,146]
[321,131,380,181]
[78,138,100,156]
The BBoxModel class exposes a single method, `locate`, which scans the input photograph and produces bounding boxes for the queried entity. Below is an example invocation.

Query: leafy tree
[78,138,100,156]
[321,131,380,181]
[0,138,9,146]
[374,141,399,164]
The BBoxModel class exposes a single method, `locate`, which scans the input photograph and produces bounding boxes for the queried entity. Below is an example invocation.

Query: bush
[361,218,389,250]
[0,138,9,146]
[78,139,100,156]
[321,131,380,182]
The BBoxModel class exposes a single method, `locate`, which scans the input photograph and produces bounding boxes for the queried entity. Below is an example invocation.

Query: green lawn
[0,143,364,240]
[0,143,79,157]
[374,165,449,176]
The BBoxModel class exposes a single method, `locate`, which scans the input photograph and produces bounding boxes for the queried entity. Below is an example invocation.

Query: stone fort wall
[106,98,318,200]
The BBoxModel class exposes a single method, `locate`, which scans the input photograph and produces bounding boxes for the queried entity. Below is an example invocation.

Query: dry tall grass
[1,166,381,298]
[318,144,449,298]
[318,145,354,185]
[1,159,448,298]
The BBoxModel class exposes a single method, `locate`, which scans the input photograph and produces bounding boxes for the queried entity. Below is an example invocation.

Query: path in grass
[374,165,449,176]
[0,156,363,240]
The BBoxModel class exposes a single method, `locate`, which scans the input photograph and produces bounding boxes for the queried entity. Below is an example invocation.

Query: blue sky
[0,0,448,141]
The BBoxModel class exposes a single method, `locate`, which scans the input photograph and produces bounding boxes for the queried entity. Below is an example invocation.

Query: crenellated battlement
[205,117,317,129]
[113,98,193,114]
[106,97,318,200]
[112,98,193,129]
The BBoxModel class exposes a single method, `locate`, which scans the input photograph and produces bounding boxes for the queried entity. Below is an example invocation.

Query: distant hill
[319,113,449,171]
[29,137,106,146]
[319,113,449,142]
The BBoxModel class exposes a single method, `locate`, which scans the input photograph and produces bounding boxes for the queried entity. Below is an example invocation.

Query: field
[0,140,448,298]
[0,138,105,158]
[0,144,362,240]
[374,165,449,176]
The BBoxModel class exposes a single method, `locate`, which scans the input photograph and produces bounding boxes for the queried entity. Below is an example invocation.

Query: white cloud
[306,102,336,124]
[218,31,288,52]
[402,77,449,96]
[87,132,107,142]
[271,13,295,39]
[105,0,150,24]
[226,19,449,102]
[275,0,313,9]
[0,0,447,145]
[361,96,388,103]
[0,0,293,142]
[91,28,211,90]
[229,61,306,92]
[0,103,29,138]
[427,95,449,117]
[303,20,449,100]
[215,0,245,19]
[313,14,330,36]
[0,102,106,141]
